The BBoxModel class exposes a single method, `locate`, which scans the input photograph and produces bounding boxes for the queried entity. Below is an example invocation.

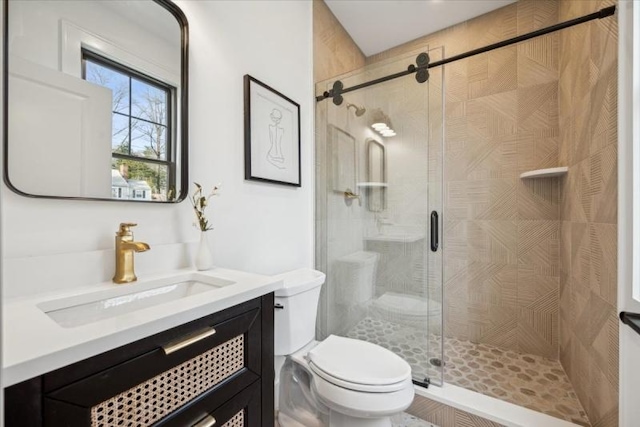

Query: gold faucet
[113,223,150,284]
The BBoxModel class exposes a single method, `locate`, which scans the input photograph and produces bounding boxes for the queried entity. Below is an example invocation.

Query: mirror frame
[328,124,357,195]
[2,0,189,203]
[366,137,386,212]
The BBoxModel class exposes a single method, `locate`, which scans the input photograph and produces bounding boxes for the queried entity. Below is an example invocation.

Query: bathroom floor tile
[275,412,434,427]
[391,412,438,427]
[347,317,590,426]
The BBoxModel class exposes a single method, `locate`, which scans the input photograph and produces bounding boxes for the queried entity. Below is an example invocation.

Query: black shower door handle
[430,211,439,252]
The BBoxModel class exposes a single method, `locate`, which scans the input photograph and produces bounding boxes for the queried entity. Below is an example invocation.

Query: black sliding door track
[316,5,616,104]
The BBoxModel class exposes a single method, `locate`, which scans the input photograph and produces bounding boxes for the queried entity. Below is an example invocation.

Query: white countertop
[2,267,283,387]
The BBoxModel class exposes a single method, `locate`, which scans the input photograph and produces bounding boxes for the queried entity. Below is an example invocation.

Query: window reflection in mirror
[83,51,175,201]
[4,0,186,202]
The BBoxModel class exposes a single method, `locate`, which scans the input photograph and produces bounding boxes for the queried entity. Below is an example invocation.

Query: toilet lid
[307,335,411,391]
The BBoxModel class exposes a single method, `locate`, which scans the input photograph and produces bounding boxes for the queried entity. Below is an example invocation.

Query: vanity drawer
[5,294,274,427]
[44,297,264,394]
[43,311,261,426]
[157,380,262,427]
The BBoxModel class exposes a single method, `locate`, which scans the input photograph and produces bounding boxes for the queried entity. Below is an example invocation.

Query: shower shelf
[356,182,388,188]
[520,167,568,179]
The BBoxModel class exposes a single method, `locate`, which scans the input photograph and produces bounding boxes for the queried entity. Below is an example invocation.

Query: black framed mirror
[3,0,188,203]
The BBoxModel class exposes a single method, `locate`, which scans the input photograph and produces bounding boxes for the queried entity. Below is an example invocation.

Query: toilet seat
[311,370,414,419]
[309,362,409,393]
[281,336,415,425]
[306,335,412,393]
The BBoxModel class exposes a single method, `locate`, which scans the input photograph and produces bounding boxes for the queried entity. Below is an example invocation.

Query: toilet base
[330,411,391,427]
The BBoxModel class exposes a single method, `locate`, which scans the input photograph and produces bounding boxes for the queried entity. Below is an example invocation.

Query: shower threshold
[347,317,590,426]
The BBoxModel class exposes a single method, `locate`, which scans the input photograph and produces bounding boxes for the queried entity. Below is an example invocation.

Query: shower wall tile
[467,304,518,350]
[570,222,591,289]
[517,220,559,276]
[565,158,591,223]
[319,2,617,425]
[467,47,517,99]
[446,61,469,103]
[517,304,557,359]
[517,34,559,88]
[312,0,365,83]
[589,223,617,306]
[466,91,518,137]
[444,181,469,220]
[558,1,619,426]
[364,0,565,359]
[516,0,558,34]
[589,143,617,224]
[589,58,617,155]
[466,180,518,220]
[466,136,518,181]
[517,178,559,220]
[466,3,517,50]
[559,221,572,275]
[366,239,426,298]
[517,265,557,309]
[516,130,559,174]
[517,82,558,133]
[444,220,468,261]
[467,261,518,308]
[468,221,518,265]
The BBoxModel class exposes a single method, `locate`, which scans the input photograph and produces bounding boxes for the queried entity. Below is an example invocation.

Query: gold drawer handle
[193,415,216,427]
[162,327,216,355]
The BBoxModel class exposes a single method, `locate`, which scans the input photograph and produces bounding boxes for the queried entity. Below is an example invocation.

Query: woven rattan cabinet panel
[90,335,244,427]
[222,411,244,427]
[5,293,275,427]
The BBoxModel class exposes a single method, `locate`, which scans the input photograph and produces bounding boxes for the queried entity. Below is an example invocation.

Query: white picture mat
[249,81,300,184]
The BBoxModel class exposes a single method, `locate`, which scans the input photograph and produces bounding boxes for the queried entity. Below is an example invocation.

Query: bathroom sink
[37,273,235,328]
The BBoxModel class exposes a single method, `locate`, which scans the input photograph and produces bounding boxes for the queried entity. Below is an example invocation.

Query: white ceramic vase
[195,231,213,271]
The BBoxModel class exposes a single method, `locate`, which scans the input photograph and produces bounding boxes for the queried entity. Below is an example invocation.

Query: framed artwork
[244,75,301,187]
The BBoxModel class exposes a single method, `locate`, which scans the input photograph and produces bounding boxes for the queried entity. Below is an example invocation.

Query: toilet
[274,268,415,427]
[334,251,440,335]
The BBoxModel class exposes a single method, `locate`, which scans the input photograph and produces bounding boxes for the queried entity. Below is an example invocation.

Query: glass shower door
[315,47,444,386]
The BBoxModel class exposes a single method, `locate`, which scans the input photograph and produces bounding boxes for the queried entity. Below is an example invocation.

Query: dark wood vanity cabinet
[5,293,275,427]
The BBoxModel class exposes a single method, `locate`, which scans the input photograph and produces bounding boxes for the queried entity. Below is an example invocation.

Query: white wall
[1,0,314,298]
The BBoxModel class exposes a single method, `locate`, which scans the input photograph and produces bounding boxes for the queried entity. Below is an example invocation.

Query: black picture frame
[244,75,301,187]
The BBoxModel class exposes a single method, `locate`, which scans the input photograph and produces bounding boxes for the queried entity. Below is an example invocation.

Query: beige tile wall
[314,1,619,425]
[313,0,366,83]
[557,1,618,426]
[313,0,368,340]
[367,0,562,360]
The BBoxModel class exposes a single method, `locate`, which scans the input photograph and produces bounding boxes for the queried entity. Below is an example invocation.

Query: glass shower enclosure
[315,48,444,386]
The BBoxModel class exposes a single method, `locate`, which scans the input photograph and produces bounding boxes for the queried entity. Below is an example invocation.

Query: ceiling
[325,0,518,57]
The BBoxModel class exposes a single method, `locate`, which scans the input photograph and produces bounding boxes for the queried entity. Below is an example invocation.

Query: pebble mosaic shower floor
[347,317,590,426]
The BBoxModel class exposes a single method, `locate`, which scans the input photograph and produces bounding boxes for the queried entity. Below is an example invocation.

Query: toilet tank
[334,251,379,304]
[273,268,326,356]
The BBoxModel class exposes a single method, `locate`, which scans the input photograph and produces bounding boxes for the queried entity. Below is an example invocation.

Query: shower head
[346,103,366,117]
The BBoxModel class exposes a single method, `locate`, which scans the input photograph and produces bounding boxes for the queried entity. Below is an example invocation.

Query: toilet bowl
[370,291,442,332]
[273,269,415,427]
